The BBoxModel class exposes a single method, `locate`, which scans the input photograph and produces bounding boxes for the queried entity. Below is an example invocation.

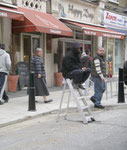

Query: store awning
[12,7,73,37]
[63,20,124,39]
[0,6,24,21]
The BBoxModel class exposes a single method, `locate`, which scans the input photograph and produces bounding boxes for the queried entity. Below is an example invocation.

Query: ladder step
[77,96,85,100]
[82,106,89,110]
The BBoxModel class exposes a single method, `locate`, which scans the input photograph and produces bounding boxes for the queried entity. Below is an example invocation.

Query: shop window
[46,34,52,53]
[84,34,91,40]
[75,31,83,40]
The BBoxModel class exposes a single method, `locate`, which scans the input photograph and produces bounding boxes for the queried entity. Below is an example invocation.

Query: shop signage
[50,29,62,34]
[104,10,127,29]
[57,2,95,22]
[17,62,29,87]
[68,4,94,21]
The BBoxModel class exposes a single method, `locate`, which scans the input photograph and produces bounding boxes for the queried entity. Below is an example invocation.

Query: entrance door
[23,34,40,64]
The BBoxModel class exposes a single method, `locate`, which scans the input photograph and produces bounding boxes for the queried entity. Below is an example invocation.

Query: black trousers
[66,68,91,84]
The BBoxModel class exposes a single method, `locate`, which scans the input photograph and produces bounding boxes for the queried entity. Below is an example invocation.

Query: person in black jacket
[30,48,53,103]
[62,43,90,89]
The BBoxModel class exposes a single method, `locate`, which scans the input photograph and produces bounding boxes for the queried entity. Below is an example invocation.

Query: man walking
[90,47,106,109]
[0,44,11,105]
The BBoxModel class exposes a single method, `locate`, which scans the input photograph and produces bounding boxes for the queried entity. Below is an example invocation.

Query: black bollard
[118,68,125,103]
[28,73,36,111]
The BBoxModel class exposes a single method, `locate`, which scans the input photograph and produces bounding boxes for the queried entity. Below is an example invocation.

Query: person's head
[35,48,42,56]
[97,47,105,56]
[85,49,90,56]
[0,44,5,50]
[72,43,81,54]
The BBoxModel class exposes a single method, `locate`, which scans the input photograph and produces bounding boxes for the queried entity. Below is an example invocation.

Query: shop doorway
[22,34,40,64]
[107,39,115,76]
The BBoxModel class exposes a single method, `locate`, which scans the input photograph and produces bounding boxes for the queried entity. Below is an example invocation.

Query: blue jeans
[92,76,106,106]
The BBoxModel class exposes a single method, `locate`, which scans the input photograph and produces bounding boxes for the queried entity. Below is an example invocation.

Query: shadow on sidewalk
[7,86,64,99]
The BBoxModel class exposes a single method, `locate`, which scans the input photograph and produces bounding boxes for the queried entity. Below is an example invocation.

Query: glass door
[23,34,40,64]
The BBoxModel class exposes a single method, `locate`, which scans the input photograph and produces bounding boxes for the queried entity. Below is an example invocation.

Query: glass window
[75,31,83,40]
[115,39,123,73]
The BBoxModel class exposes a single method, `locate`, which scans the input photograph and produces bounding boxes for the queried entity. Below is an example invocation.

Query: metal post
[28,73,36,111]
[118,68,125,103]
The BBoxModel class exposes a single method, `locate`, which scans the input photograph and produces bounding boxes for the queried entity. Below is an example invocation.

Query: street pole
[28,73,36,111]
[118,68,125,103]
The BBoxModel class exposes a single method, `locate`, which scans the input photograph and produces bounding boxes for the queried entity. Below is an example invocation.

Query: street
[0,105,127,150]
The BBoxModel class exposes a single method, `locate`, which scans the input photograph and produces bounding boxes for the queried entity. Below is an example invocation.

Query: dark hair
[0,44,5,50]
[85,49,90,55]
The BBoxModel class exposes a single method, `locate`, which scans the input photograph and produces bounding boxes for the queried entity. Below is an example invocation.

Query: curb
[0,103,127,128]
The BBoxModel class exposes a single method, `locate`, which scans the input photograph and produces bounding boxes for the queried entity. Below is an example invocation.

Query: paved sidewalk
[0,83,127,127]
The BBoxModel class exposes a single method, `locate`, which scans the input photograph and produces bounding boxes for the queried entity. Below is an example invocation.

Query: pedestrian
[62,43,90,89]
[85,49,93,61]
[0,44,11,105]
[30,48,53,103]
[90,47,106,109]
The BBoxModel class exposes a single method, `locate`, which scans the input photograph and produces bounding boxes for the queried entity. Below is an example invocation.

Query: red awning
[63,20,124,39]
[12,7,73,37]
[0,6,24,21]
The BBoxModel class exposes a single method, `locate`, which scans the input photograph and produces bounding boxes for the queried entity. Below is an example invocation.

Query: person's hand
[101,77,105,82]
[37,74,41,78]
[82,67,86,72]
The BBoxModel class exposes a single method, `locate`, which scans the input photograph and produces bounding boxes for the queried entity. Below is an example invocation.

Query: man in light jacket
[0,44,11,105]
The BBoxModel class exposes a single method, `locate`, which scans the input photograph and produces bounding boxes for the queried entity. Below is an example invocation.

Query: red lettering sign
[106,12,117,21]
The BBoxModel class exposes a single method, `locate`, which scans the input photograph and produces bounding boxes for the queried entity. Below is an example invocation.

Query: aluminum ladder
[57,79,95,124]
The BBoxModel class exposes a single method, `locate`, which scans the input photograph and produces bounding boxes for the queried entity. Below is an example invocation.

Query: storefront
[0,5,24,51]
[51,0,125,81]
[103,10,126,75]
[12,7,73,86]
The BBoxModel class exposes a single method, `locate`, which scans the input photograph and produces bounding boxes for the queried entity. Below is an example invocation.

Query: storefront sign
[55,1,95,23]
[68,4,94,21]
[104,10,127,29]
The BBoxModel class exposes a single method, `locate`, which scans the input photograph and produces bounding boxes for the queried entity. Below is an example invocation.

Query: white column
[97,36,103,48]
[125,36,127,61]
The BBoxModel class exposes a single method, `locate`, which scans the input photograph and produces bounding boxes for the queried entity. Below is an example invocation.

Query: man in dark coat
[62,43,90,89]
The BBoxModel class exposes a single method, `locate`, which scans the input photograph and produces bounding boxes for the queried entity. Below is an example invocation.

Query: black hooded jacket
[62,46,82,78]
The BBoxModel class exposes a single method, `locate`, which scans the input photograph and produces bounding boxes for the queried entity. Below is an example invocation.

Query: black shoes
[44,99,53,103]
[90,97,96,104]
[90,97,105,109]
[0,101,4,105]
[94,105,105,109]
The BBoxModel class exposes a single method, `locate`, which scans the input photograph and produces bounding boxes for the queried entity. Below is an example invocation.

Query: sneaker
[94,104,105,109]
[90,97,96,104]
[44,99,53,103]
[0,101,4,105]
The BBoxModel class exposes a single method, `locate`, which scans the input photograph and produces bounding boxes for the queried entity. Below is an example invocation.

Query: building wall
[17,0,47,12]
[2,18,11,52]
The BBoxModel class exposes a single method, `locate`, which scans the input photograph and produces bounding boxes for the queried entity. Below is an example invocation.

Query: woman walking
[30,48,53,103]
